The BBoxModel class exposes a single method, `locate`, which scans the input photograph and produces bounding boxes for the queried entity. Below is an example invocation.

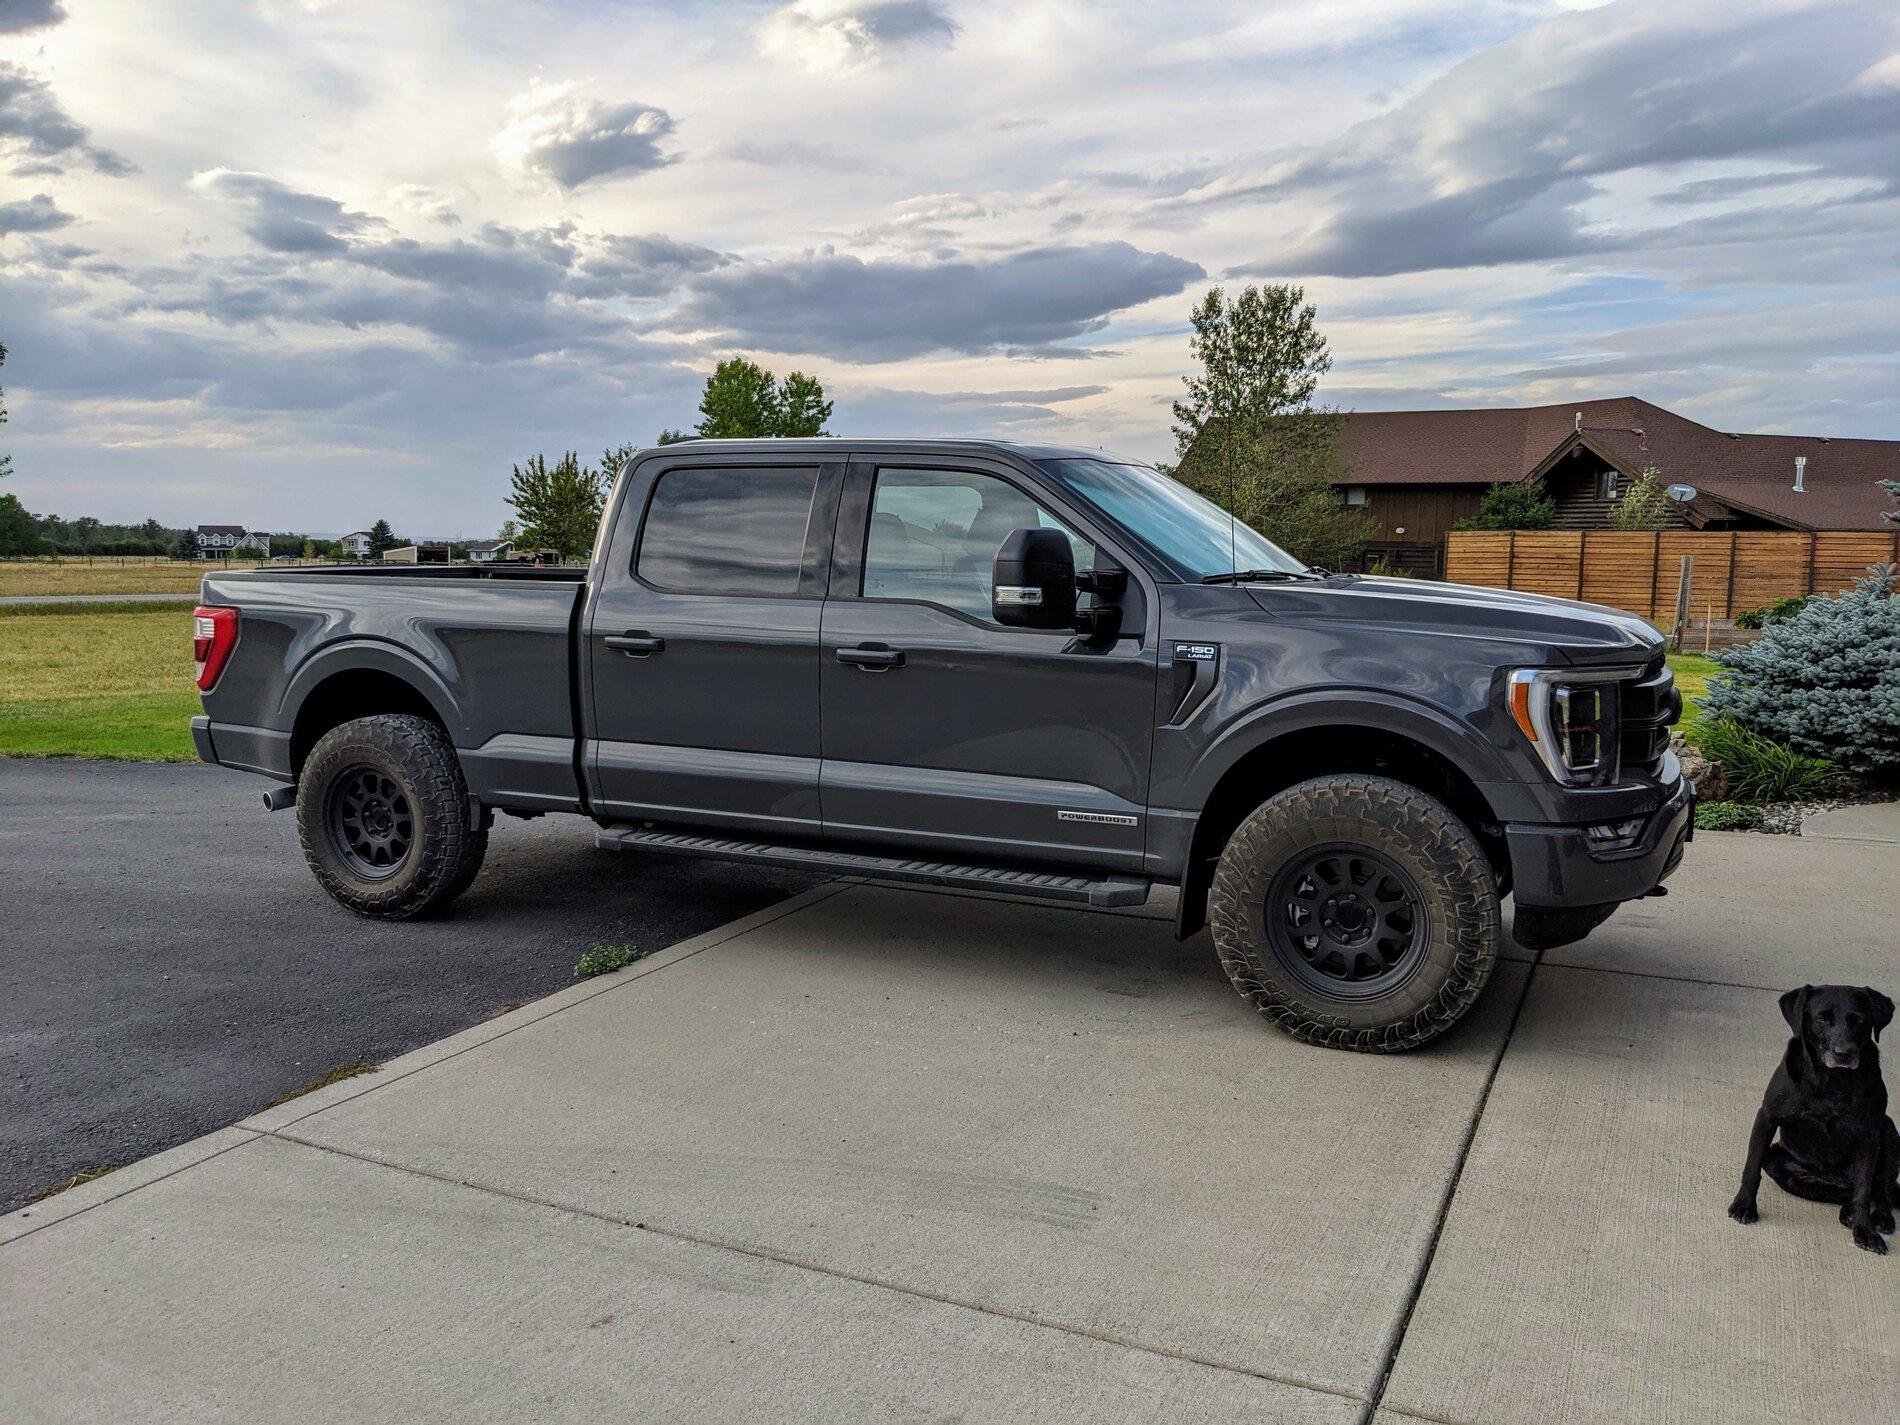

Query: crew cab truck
[192,439,1691,1053]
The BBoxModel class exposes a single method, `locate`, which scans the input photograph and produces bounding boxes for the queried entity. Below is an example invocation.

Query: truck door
[818,460,1157,871]
[585,456,843,834]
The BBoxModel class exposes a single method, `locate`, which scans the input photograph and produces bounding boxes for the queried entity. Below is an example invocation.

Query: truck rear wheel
[1208,775,1499,1053]
[296,713,487,920]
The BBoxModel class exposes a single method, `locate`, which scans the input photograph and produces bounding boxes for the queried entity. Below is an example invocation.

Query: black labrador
[1728,984,1897,1253]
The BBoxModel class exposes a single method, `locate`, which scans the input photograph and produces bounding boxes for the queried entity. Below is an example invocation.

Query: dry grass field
[0,560,212,598]
[0,602,200,760]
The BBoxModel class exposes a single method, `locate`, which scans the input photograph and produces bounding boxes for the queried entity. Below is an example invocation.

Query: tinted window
[1036,458,1304,580]
[863,468,1092,621]
[637,466,818,595]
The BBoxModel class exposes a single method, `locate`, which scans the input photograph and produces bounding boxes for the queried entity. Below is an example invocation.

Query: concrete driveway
[5,822,1897,1423]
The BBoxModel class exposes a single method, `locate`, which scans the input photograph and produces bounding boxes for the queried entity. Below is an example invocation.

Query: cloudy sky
[2,0,1897,535]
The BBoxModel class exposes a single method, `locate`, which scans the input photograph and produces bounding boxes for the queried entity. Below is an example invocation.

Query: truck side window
[637,466,819,596]
[863,469,1093,622]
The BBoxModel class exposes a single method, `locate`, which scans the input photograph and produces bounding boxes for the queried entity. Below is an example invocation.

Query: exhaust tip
[262,785,297,812]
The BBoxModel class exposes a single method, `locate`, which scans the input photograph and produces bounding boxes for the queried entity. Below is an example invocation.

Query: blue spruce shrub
[1701,564,1899,777]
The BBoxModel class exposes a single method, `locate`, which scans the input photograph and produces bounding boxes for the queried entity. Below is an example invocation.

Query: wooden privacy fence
[1446,530,1900,623]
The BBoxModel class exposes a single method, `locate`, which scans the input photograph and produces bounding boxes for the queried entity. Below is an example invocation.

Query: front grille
[1618,657,1677,779]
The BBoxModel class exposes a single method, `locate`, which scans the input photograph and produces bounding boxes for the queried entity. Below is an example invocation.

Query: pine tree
[506,452,606,560]
[1454,479,1557,531]
[367,519,400,556]
[1702,564,1900,777]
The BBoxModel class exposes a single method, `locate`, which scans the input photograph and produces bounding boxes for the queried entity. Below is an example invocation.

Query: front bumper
[1505,771,1693,908]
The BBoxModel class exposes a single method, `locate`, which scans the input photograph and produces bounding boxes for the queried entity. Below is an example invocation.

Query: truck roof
[636,437,1145,465]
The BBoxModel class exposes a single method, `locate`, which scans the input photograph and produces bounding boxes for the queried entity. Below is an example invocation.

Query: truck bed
[196,566,586,812]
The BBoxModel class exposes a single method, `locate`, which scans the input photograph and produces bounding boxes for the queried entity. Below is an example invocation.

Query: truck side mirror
[992,527,1077,629]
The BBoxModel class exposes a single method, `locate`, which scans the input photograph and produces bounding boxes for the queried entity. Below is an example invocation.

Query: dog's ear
[1864,988,1894,1040]
[1779,985,1812,1033]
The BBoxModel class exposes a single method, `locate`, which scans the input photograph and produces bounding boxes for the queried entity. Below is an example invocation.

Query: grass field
[0,560,212,598]
[0,605,1731,766]
[0,601,200,760]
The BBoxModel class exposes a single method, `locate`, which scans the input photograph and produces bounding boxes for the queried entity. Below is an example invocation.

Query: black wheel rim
[325,764,415,880]
[1264,843,1429,999]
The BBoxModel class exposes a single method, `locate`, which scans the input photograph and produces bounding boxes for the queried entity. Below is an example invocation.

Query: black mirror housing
[992,527,1077,629]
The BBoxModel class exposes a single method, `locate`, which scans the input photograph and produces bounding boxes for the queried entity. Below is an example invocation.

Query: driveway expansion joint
[262,1126,1370,1410]
[1358,946,1546,1425]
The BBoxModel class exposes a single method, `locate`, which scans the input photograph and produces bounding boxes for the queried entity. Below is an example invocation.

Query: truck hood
[1243,575,1663,664]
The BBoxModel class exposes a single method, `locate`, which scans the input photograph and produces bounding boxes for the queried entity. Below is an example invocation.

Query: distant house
[466,538,514,564]
[336,530,374,558]
[195,524,270,558]
[1332,397,1898,575]
[383,544,451,564]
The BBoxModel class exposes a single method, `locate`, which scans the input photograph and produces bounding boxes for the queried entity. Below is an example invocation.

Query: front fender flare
[1179,689,1510,814]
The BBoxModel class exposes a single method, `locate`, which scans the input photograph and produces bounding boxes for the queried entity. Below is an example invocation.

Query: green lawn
[1666,652,1721,748]
[0,601,201,761]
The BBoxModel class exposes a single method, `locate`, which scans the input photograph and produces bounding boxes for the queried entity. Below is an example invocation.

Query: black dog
[1729,984,1897,1253]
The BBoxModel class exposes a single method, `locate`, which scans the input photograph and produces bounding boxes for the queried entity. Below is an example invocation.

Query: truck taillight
[192,605,238,691]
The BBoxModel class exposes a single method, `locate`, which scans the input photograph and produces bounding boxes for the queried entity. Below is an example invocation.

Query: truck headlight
[1507,668,1632,786]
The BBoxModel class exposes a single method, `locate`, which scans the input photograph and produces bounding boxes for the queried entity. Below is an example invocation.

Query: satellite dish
[1666,483,1697,503]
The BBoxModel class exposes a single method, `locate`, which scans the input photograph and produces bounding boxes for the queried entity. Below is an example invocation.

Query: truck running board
[595,825,1151,908]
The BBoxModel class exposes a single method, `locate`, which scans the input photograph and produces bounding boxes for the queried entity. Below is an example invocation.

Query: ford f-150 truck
[193,439,1691,1052]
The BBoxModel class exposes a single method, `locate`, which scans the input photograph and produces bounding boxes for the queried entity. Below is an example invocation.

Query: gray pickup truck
[193,439,1691,1052]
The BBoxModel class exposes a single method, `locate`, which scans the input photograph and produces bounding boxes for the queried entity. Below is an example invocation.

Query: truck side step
[595,825,1151,908]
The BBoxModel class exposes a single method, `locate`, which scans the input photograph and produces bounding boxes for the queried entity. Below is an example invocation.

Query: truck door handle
[605,632,665,657]
[836,644,904,670]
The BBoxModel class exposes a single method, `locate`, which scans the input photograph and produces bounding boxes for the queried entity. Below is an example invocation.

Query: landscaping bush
[1733,595,1810,631]
[1695,718,1838,803]
[1694,801,1763,832]
[1702,564,1900,778]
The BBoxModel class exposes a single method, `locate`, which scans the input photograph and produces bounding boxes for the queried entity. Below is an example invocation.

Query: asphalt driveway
[4,784,1896,1422]
[0,759,817,1211]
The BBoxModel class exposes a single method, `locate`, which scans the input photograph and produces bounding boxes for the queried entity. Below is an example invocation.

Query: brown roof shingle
[1338,398,1897,530]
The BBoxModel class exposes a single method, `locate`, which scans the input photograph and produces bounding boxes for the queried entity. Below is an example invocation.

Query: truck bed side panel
[198,571,582,810]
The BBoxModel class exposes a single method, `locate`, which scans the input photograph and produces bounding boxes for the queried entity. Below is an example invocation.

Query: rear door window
[637,466,819,596]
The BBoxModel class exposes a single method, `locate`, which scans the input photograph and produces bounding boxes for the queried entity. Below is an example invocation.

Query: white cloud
[757,0,958,73]
[492,80,677,191]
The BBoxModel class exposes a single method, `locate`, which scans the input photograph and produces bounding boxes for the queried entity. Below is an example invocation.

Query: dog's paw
[1851,1224,1888,1255]
[1727,1197,1759,1225]
[1875,1211,1896,1234]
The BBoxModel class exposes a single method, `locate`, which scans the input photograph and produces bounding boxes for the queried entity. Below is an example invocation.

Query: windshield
[1037,458,1306,581]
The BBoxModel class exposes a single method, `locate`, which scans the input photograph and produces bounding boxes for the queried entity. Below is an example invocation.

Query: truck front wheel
[296,713,488,920]
[1208,775,1500,1053]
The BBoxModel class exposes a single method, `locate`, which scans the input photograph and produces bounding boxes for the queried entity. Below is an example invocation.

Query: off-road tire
[296,713,487,920]
[1208,774,1500,1053]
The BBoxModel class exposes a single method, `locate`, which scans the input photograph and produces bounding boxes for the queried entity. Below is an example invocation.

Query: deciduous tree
[1169,284,1369,570]
[506,453,605,560]
[1611,466,1672,531]
[687,359,834,439]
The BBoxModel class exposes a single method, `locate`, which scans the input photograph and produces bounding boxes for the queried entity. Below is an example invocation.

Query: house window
[1341,485,1367,506]
[1598,470,1618,500]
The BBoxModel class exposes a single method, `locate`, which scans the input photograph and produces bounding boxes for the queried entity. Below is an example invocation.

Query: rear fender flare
[279,640,468,747]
